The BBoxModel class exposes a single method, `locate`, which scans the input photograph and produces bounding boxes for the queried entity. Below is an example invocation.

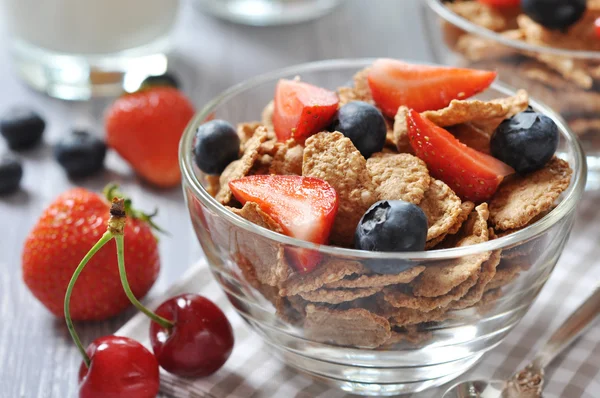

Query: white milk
[1,0,179,55]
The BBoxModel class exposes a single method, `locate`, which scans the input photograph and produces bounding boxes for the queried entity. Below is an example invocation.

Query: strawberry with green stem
[65,198,234,397]
[23,185,161,321]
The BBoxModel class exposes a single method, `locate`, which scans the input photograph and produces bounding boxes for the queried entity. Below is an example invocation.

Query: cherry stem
[114,234,174,329]
[64,230,114,368]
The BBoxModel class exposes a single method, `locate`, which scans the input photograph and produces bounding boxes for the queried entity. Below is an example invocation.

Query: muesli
[191,58,572,348]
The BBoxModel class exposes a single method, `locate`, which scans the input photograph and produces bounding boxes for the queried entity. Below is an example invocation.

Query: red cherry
[78,335,160,398]
[595,17,600,39]
[149,294,234,377]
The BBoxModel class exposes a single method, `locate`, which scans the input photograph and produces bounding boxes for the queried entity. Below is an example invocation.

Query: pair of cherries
[66,199,234,398]
[79,295,234,398]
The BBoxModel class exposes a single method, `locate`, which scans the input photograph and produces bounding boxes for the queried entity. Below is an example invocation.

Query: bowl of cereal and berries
[179,58,585,396]
[423,0,600,188]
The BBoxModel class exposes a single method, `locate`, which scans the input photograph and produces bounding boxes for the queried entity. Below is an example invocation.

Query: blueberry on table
[331,101,387,158]
[0,153,23,195]
[355,200,428,274]
[0,107,45,150]
[490,111,558,174]
[140,73,180,90]
[54,130,107,178]
[522,0,586,30]
[193,120,240,175]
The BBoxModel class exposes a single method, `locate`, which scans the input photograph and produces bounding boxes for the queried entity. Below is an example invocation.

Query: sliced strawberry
[272,79,339,142]
[477,0,520,7]
[595,17,600,39]
[407,110,514,202]
[229,175,338,273]
[367,59,497,117]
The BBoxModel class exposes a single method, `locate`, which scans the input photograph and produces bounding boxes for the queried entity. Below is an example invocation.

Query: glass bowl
[179,59,586,396]
[422,0,600,189]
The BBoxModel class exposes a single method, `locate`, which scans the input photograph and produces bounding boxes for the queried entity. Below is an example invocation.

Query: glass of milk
[194,0,343,26]
[0,0,180,100]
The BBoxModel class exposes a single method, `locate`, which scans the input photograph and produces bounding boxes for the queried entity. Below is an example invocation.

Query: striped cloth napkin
[117,191,600,398]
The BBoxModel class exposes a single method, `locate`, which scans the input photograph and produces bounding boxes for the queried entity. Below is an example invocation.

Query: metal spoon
[443,285,600,398]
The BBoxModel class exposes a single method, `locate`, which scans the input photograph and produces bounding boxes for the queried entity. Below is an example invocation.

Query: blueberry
[332,101,387,158]
[490,111,558,174]
[522,0,586,31]
[193,120,240,175]
[0,153,23,195]
[140,73,180,90]
[0,107,45,150]
[355,200,428,274]
[54,130,107,178]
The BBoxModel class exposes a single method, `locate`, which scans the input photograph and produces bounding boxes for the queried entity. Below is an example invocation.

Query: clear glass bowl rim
[179,58,586,261]
[425,0,600,60]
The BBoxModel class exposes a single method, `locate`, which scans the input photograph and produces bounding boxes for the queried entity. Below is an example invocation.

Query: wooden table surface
[0,1,430,396]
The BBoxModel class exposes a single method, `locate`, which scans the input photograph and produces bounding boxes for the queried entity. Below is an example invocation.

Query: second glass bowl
[423,0,600,189]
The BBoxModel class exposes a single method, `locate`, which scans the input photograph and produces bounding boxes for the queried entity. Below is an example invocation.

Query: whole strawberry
[105,87,195,188]
[22,186,160,320]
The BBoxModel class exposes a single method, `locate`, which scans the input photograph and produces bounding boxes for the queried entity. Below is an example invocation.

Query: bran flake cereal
[421,99,508,127]
[304,305,391,348]
[489,157,572,230]
[269,138,304,176]
[412,204,491,297]
[229,201,283,234]
[280,258,365,297]
[202,58,574,349]
[298,286,380,304]
[325,266,425,289]
[383,271,479,313]
[237,121,262,151]
[303,132,379,247]
[419,179,463,241]
[367,152,431,204]
[446,1,508,31]
[392,106,414,154]
[337,68,374,106]
[216,126,269,205]
[450,249,502,310]
[204,174,221,197]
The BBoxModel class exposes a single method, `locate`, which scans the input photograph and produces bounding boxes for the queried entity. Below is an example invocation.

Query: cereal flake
[229,201,283,233]
[216,126,269,205]
[237,121,262,151]
[269,139,304,175]
[279,258,365,296]
[304,305,391,348]
[367,152,431,204]
[451,249,502,310]
[383,271,479,313]
[261,100,275,131]
[303,132,378,247]
[447,1,508,31]
[325,265,425,289]
[419,179,463,241]
[392,106,414,154]
[421,99,508,127]
[412,204,491,297]
[489,157,572,230]
[298,287,380,304]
